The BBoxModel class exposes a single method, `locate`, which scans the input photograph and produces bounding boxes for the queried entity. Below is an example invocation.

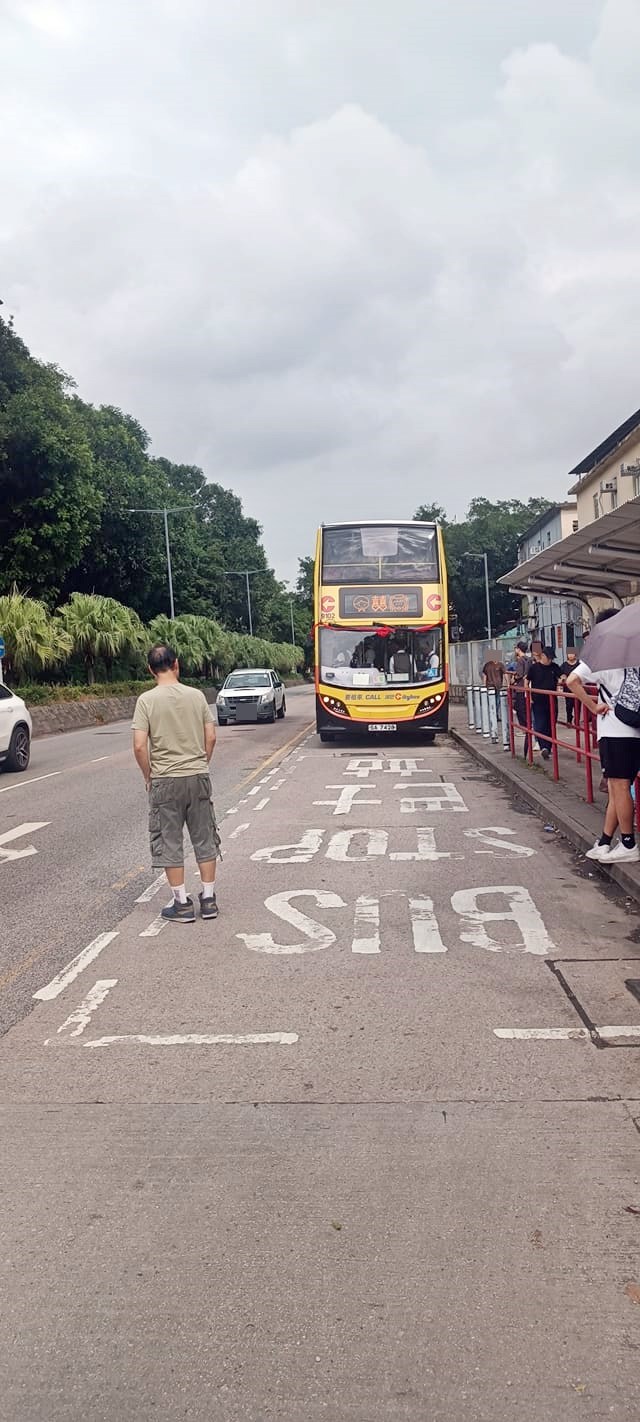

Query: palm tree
[56,593,136,684]
[148,615,206,676]
[0,587,71,683]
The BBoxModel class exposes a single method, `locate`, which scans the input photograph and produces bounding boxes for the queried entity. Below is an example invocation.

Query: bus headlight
[321,694,350,718]
[416,693,444,715]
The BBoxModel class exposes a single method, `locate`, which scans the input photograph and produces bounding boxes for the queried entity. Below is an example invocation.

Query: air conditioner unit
[620,460,640,476]
[601,480,617,492]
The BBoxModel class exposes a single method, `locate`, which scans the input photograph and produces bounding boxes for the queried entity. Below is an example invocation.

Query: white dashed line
[493,1027,589,1041]
[139,915,167,938]
[33,932,119,1001]
[0,771,61,795]
[135,872,166,903]
[53,979,117,1041]
[229,823,250,840]
[254,798,270,811]
[84,1032,299,1049]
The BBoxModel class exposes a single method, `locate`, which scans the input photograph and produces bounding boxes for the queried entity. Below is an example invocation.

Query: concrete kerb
[449,722,640,910]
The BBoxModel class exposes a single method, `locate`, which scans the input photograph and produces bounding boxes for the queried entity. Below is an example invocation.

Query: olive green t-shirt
[132,682,214,778]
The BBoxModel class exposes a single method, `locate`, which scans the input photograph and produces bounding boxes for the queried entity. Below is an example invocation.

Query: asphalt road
[2,707,640,1420]
[0,686,314,1036]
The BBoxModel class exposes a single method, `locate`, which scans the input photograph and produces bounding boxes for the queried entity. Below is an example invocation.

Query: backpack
[613,668,640,729]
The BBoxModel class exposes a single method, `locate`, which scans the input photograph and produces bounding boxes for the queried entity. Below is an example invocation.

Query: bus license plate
[369,722,397,732]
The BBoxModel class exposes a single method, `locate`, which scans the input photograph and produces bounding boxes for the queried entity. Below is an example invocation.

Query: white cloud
[1,0,639,581]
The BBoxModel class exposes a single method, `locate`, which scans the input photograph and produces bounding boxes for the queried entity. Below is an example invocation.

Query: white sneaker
[585,841,613,862]
[607,841,640,863]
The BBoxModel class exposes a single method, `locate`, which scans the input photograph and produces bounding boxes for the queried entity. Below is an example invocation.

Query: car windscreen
[224,673,271,688]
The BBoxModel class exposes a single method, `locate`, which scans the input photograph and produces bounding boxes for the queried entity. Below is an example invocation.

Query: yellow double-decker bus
[313,520,449,742]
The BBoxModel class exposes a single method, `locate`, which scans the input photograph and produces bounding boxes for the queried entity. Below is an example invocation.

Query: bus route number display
[338,586,423,619]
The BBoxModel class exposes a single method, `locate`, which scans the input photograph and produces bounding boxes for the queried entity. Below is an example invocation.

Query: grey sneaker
[199,891,219,920]
[161,897,196,923]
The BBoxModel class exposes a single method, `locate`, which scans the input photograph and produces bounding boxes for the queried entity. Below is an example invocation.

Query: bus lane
[2,735,640,1110]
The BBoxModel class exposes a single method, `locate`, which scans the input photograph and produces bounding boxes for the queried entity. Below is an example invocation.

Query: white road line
[229,823,250,840]
[226,806,241,816]
[0,771,61,795]
[139,914,167,937]
[255,798,270,811]
[248,785,264,796]
[0,821,50,862]
[599,1025,640,1039]
[270,779,286,791]
[135,872,166,903]
[84,1032,299,1049]
[33,932,119,1001]
[54,979,117,1040]
[351,896,380,954]
[493,1027,590,1041]
[90,756,111,763]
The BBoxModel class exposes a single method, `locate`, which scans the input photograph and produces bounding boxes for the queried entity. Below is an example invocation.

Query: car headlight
[259,692,272,703]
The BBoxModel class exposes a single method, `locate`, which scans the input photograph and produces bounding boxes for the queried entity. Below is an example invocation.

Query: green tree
[0,318,100,599]
[0,586,71,683]
[56,592,141,684]
[415,496,552,638]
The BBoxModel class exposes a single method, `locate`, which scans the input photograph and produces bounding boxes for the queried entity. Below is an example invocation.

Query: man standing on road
[132,643,221,922]
[558,647,579,725]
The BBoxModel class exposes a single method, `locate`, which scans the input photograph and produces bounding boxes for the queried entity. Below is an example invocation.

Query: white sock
[173,884,188,904]
[201,881,215,899]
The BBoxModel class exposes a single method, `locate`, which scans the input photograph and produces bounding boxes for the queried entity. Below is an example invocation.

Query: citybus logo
[321,595,336,616]
[426,593,442,613]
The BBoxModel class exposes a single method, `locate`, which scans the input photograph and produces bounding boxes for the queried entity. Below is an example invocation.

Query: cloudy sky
[2,0,640,580]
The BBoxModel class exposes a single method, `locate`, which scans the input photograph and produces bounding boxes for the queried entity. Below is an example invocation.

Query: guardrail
[465,682,640,826]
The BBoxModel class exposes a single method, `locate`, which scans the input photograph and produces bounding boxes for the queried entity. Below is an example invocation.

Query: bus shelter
[498,494,640,619]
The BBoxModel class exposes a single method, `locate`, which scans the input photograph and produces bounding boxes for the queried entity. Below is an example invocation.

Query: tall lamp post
[126,505,191,620]
[222,570,261,637]
[463,551,492,641]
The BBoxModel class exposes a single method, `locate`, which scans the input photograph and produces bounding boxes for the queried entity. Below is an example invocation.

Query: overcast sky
[3,0,640,581]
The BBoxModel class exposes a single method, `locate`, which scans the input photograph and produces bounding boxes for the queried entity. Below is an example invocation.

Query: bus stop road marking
[33,932,119,1001]
[83,1031,299,1049]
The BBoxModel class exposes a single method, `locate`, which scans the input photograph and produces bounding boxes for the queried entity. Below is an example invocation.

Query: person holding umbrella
[567,608,640,864]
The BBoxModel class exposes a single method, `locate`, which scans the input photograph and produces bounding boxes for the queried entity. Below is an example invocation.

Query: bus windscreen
[321,524,438,586]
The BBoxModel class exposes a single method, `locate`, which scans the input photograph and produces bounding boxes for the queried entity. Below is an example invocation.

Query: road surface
[2,690,640,1421]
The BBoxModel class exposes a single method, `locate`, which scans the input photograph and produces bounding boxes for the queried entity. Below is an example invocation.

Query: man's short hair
[542,645,555,660]
[595,608,618,625]
[516,640,528,652]
[148,643,178,673]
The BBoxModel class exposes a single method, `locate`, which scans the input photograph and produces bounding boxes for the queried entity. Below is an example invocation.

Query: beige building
[568,407,640,529]
[499,406,640,623]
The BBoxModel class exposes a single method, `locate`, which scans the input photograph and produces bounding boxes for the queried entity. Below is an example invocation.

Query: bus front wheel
[319,730,335,743]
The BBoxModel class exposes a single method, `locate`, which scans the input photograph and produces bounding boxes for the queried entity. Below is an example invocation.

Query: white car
[0,685,32,772]
[216,669,286,726]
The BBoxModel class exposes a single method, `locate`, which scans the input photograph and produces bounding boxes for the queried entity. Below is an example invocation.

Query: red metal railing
[506,682,640,828]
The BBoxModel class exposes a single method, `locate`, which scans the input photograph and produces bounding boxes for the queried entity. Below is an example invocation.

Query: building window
[572,520,578,532]
[593,492,600,520]
[566,623,575,648]
[634,473,640,499]
[546,531,551,545]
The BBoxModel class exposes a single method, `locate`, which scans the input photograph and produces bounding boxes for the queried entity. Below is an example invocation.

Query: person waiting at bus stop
[567,610,640,864]
[526,647,560,759]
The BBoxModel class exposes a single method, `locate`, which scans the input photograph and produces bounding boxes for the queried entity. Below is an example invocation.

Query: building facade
[568,408,640,527]
[516,503,584,652]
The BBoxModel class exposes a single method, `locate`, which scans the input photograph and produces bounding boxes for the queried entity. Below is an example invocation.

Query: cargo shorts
[148,774,222,869]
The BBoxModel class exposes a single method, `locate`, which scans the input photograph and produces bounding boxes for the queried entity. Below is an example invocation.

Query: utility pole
[223,570,261,637]
[127,505,191,620]
[463,551,493,641]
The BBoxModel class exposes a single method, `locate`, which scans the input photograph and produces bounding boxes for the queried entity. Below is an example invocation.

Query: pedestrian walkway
[450,703,640,903]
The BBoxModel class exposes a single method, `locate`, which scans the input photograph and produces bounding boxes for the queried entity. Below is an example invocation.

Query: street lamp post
[222,570,261,637]
[126,505,191,620]
[289,599,296,648]
[463,551,492,641]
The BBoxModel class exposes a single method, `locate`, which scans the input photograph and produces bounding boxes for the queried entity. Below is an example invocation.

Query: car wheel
[217,717,228,727]
[319,730,335,743]
[422,731,436,745]
[6,724,31,772]
[267,703,277,723]
[277,696,286,719]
